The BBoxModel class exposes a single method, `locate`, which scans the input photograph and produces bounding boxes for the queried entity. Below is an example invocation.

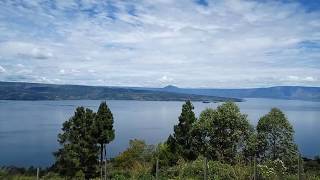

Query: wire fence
[6,154,306,180]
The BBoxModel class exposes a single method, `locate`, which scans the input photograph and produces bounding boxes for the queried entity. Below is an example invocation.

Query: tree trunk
[100,143,104,180]
[104,144,107,180]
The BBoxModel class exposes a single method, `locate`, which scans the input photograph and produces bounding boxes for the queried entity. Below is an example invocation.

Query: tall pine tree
[54,107,99,179]
[92,101,115,176]
[172,100,197,161]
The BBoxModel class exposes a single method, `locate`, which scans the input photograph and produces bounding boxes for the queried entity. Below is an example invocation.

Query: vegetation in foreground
[1,153,320,179]
[0,101,319,179]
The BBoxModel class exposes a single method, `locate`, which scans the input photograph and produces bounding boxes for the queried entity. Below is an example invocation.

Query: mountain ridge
[1,81,319,101]
[0,81,240,102]
[154,85,320,101]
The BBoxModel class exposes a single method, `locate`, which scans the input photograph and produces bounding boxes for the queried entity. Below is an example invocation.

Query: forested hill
[0,81,240,102]
[143,85,320,101]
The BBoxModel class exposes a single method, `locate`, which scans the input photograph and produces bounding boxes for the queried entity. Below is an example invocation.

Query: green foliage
[160,157,248,179]
[176,158,204,179]
[92,101,115,173]
[232,163,251,180]
[110,140,158,179]
[41,172,63,179]
[191,111,210,157]
[303,156,320,177]
[154,142,179,168]
[194,102,252,163]
[0,167,64,180]
[54,107,99,179]
[257,108,299,171]
[256,159,297,180]
[93,101,115,144]
[206,160,238,179]
[257,164,278,179]
[242,130,259,161]
[5,101,318,180]
[113,139,154,170]
[257,159,289,179]
[172,100,198,161]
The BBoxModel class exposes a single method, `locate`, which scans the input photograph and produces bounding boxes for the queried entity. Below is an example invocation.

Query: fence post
[204,157,208,180]
[104,145,107,180]
[298,154,302,180]
[253,155,257,180]
[36,167,39,180]
[156,158,159,180]
[101,144,103,180]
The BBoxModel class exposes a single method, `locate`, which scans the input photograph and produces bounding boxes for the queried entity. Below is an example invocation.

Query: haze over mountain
[131,85,320,101]
[1,81,319,101]
[0,81,240,102]
[158,85,320,101]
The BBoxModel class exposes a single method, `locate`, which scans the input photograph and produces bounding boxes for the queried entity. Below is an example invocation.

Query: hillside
[153,85,320,101]
[0,81,240,102]
[2,81,318,101]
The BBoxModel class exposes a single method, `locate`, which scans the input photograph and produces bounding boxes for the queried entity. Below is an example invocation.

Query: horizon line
[1,80,320,89]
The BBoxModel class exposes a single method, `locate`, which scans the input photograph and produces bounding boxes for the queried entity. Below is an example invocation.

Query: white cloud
[0,65,6,73]
[286,75,317,83]
[31,47,53,59]
[159,75,174,84]
[59,69,65,74]
[304,76,316,82]
[0,0,319,87]
[17,64,24,68]
[288,75,300,81]
[0,41,53,59]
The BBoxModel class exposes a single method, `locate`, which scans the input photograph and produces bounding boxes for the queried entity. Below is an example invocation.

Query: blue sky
[0,0,319,88]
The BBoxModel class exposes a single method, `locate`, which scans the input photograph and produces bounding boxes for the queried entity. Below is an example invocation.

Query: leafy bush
[257,164,277,179]
[207,160,237,179]
[160,157,243,179]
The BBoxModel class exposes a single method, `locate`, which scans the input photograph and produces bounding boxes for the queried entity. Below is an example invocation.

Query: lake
[0,98,319,167]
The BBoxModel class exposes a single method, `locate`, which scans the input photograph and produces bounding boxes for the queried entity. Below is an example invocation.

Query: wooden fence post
[298,154,302,180]
[156,158,159,180]
[253,155,257,180]
[104,144,107,180]
[204,157,208,180]
[36,167,39,180]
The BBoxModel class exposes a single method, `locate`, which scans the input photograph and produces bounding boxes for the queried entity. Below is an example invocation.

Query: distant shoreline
[0,81,242,102]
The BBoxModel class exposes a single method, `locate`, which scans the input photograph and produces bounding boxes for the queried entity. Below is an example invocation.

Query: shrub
[160,157,239,179]
[207,160,237,179]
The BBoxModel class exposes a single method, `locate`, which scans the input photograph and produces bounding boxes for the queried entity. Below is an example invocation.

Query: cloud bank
[0,0,319,88]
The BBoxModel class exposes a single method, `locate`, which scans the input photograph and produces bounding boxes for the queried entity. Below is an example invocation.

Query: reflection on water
[0,98,319,167]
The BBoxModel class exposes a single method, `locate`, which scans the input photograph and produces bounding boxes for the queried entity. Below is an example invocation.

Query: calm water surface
[0,98,319,167]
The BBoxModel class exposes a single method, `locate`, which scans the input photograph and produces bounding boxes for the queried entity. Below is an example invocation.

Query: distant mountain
[2,81,317,101]
[0,81,240,102]
[163,85,179,90]
[154,85,320,101]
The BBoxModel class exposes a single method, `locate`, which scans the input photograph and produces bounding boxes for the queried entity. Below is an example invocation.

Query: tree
[166,134,177,154]
[113,139,154,170]
[196,102,252,163]
[257,108,299,171]
[171,100,197,161]
[54,107,99,180]
[190,111,210,157]
[92,101,115,176]
[154,142,179,168]
[242,129,259,162]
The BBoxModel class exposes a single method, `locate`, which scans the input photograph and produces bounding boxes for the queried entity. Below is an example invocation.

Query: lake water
[0,98,319,167]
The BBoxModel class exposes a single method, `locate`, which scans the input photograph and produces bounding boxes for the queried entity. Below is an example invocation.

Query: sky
[0,0,319,88]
